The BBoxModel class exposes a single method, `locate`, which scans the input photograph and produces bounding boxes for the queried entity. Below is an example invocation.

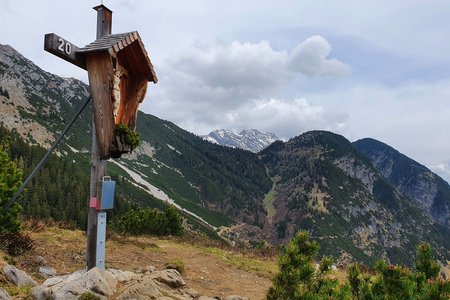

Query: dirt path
[157,241,272,299]
[14,228,275,299]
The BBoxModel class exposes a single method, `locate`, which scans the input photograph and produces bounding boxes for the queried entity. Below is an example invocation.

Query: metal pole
[86,4,112,270]
[2,96,91,213]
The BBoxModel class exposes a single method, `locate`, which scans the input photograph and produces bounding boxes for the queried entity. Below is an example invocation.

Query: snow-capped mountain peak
[202,129,278,152]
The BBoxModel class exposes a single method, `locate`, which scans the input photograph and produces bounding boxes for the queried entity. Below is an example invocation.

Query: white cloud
[209,97,348,139]
[2,0,450,185]
[173,41,289,91]
[431,163,448,173]
[431,163,450,184]
[289,36,350,77]
[171,36,349,95]
[303,79,450,184]
[143,36,350,136]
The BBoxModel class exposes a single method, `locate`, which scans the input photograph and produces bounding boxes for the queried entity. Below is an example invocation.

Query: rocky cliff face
[0,43,271,233]
[0,44,90,149]
[1,44,449,267]
[353,138,450,228]
[260,131,450,266]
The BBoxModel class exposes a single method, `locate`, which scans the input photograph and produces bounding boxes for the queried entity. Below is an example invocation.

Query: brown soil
[6,227,276,299]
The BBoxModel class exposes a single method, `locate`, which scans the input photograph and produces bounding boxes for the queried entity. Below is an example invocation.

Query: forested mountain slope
[0,43,271,231]
[260,131,450,265]
[1,43,449,266]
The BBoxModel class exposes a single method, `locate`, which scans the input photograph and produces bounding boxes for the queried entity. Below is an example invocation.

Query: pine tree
[266,231,342,299]
[0,148,23,233]
[415,242,440,280]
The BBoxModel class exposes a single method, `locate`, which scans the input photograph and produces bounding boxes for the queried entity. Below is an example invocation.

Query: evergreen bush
[111,205,184,236]
[0,147,22,233]
[115,123,140,151]
[267,231,450,300]
[266,231,345,299]
[415,241,440,280]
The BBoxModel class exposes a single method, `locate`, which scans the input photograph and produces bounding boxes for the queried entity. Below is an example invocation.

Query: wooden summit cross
[44,4,157,269]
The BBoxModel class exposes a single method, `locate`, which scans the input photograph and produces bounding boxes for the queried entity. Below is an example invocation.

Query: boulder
[52,267,116,299]
[116,271,197,300]
[31,285,53,300]
[149,269,186,288]
[43,276,67,287]
[106,269,137,283]
[36,256,47,266]
[3,264,37,287]
[225,296,249,300]
[0,288,11,300]
[31,267,247,300]
[39,266,57,277]
[135,265,156,274]
[33,267,117,300]
[116,277,164,300]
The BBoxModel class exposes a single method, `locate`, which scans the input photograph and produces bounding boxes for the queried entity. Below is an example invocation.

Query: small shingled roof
[77,31,157,83]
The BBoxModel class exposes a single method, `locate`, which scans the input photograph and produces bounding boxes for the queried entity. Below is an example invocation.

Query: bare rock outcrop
[3,264,38,287]
[0,288,12,300]
[29,267,248,300]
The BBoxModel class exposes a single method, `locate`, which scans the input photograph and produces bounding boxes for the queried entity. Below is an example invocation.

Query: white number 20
[57,38,72,55]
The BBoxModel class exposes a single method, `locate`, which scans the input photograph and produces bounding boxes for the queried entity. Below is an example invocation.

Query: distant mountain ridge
[0,42,271,232]
[1,43,449,267]
[260,131,450,265]
[353,138,450,228]
[203,129,278,152]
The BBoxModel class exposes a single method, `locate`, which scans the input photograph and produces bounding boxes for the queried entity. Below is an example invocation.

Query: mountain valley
[1,43,449,268]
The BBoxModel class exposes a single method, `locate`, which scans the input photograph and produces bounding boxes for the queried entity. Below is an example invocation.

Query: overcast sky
[2,0,450,182]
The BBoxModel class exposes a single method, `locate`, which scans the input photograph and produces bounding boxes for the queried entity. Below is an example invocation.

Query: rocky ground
[2,263,251,300]
[0,226,276,299]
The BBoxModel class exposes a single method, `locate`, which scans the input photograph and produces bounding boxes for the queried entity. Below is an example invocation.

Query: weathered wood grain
[85,52,115,159]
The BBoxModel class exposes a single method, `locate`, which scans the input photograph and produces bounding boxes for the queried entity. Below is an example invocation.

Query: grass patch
[263,179,277,224]
[203,247,277,277]
[110,235,160,250]
[164,258,185,274]
[31,227,84,246]
[78,292,101,300]
[2,284,33,299]
[141,246,163,253]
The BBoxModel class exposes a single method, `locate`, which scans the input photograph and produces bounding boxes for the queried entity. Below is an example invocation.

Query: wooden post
[45,3,156,270]
[86,4,112,270]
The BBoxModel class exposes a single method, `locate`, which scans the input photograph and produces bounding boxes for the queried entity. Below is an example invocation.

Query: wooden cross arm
[44,33,86,70]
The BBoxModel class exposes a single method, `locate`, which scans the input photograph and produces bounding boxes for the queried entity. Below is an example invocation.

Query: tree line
[0,125,183,236]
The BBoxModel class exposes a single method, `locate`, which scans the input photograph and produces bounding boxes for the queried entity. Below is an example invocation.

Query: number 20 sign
[57,38,73,55]
[44,33,86,70]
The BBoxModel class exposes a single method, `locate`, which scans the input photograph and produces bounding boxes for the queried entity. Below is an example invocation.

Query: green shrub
[267,231,450,300]
[111,205,184,236]
[0,148,22,233]
[373,259,417,299]
[266,231,344,299]
[415,242,440,280]
[164,258,185,274]
[347,243,450,300]
[115,123,140,151]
